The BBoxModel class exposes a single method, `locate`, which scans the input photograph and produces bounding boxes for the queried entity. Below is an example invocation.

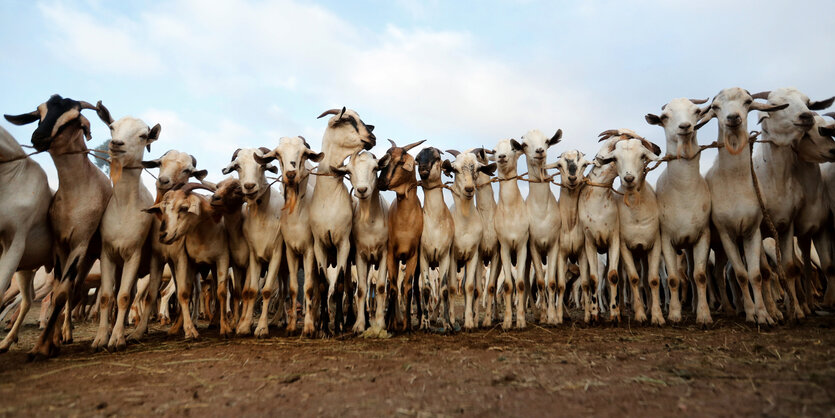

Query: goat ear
[478,162,497,176]
[820,125,835,137]
[265,164,278,174]
[441,160,454,176]
[305,149,324,163]
[4,110,40,125]
[148,123,162,141]
[806,96,835,111]
[188,200,201,215]
[377,154,391,169]
[643,140,662,156]
[221,162,236,175]
[80,115,92,140]
[510,139,525,152]
[645,113,663,126]
[142,205,161,215]
[403,157,415,172]
[191,169,208,181]
[331,165,350,177]
[95,101,114,126]
[142,158,161,169]
[695,108,715,130]
[750,102,788,112]
[595,149,616,166]
[548,129,563,146]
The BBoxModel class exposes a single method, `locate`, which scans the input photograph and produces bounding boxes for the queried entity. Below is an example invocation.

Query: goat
[132,149,208,339]
[596,129,663,324]
[491,138,530,329]
[519,129,563,325]
[90,102,160,350]
[309,107,376,334]
[646,97,713,325]
[701,87,787,324]
[210,178,249,325]
[145,183,233,337]
[254,136,322,335]
[333,151,390,332]
[0,126,53,353]
[553,149,593,322]
[223,147,282,336]
[416,147,455,330]
[579,150,621,322]
[471,148,503,327]
[753,88,835,320]
[377,139,425,331]
[443,150,496,329]
[5,95,110,359]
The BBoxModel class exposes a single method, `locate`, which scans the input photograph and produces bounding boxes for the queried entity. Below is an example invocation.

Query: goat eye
[179,206,188,212]
[660,114,668,120]
[711,105,720,110]
[139,134,148,139]
[744,100,752,106]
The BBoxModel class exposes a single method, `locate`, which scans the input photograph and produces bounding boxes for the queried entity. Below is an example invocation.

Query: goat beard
[723,129,748,155]
[282,184,299,215]
[110,159,123,186]
[623,188,642,208]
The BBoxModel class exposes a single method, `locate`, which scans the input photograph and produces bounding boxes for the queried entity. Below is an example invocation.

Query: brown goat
[377,139,425,331]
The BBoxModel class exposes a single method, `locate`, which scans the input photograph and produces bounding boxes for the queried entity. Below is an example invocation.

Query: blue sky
[2,0,834,197]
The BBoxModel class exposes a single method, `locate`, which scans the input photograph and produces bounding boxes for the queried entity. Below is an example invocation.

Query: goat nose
[285,170,296,180]
[243,182,256,190]
[159,177,170,185]
[568,175,577,182]
[799,112,814,123]
[357,186,368,194]
[464,186,474,194]
[727,113,740,122]
[679,122,691,130]
[624,174,635,184]
[110,140,125,147]
[536,148,544,154]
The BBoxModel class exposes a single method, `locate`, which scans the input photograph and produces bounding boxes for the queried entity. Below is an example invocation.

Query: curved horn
[402,139,426,152]
[751,91,771,100]
[190,154,198,168]
[299,135,310,148]
[689,98,708,105]
[387,138,398,148]
[258,147,271,155]
[181,182,216,195]
[317,109,340,119]
[231,148,241,162]
[78,100,98,110]
[824,112,835,119]
[598,129,620,142]
[339,106,346,119]
[445,149,461,157]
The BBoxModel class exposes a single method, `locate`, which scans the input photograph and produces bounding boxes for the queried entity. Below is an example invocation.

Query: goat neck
[663,132,703,188]
[475,172,497,215]
[558,179,582,230]
[714,122,753,177]
[524,154,555,206]
[356,186,385,222]
[497,164,524,208]
[49,124,104,194]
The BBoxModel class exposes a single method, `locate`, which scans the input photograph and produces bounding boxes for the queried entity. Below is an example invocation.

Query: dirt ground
[0,300,833,417]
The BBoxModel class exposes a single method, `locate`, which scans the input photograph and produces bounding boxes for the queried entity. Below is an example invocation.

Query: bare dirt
[0,301,833,417]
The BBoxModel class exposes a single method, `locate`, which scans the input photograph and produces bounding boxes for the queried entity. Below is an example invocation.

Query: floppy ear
[305,149,324,163]
[548,129,563,146]
[221,162,237,175]
[142,205,161,215]
[596,149,616,166]
[80,115,93,140]
[809,96,835,111]
[820,125,835,137]
[254,152,275,165]
[191,169,208,181]
[510,139,525,151]
[142,158,161,169]
[645,113,663,126]
[188,199,201,216]
[403,157,415,172]
[4,110,40,125]
[750,102,789,112]
[95,101,115,126]
[377,154,391,169]
[441,159,455,176]
[695,108,715,130]
[331,165,350,177]
[643,147,661,162]
[265,164,278,174]
[478,162,497,176]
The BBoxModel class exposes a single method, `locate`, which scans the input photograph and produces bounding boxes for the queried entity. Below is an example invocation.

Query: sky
[2,0,834,200]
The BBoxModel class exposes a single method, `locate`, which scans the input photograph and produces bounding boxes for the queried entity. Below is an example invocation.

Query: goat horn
[190,155,198,168]
[78,101,98,110]
[661,103,667,111]
[259,147,271,155]
[690,98,708,105]
[751,91,771,100]
[181,182,215,195]
[317,109,340,119]
[402,139,426,152]
[339,106,346,119]
[446,149,461,157]
[299,135,310,148]
[231,148,241,162]
[387,138,398,148]
[824,112,835,119]
[598,129,620,142]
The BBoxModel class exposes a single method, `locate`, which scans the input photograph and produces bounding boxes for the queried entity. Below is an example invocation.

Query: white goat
[701,87,787,324]
[645,98,713,324]
[596,129,663,324]
[309,107,376,334]
[443,150,496,329]
[334,151,389,332]
[492,139,530,329]
[0,126,52,352]
[754,88,834,320]
[520,129,562,324]
[471,148,503,327]
[223,147,282,336]
[254,136,322,335]
[91,102,160,350]
[553,149,593,322]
